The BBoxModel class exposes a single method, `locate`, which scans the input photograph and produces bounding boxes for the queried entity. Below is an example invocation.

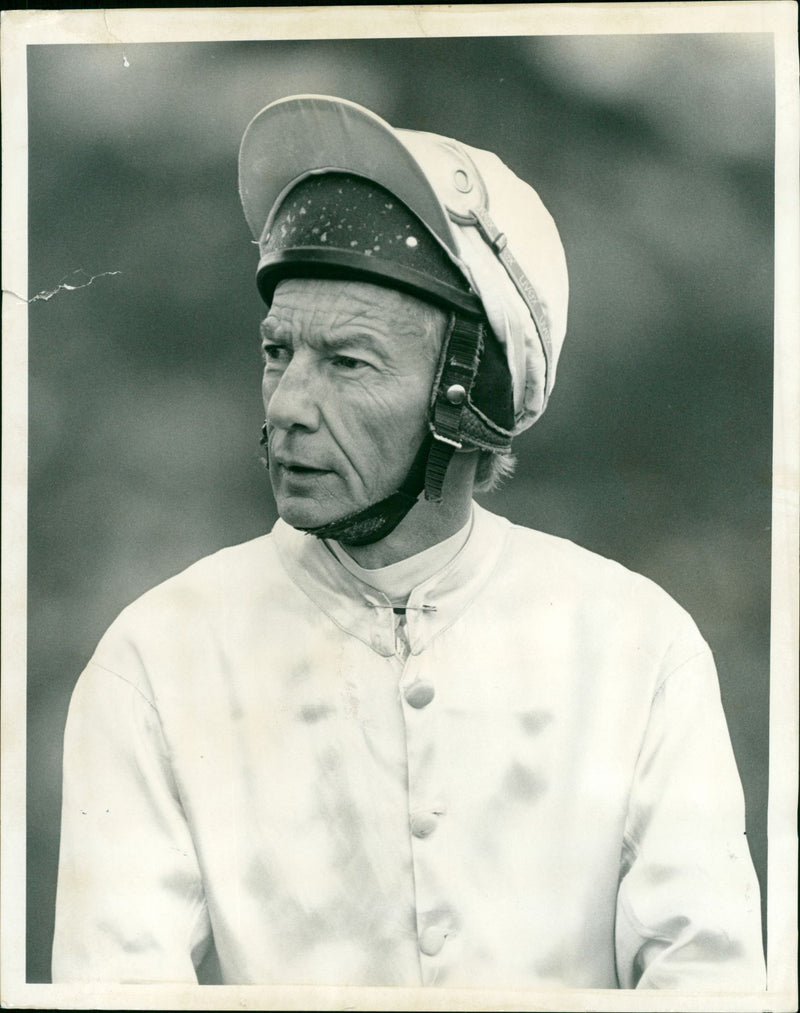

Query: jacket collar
[272,503,511,658]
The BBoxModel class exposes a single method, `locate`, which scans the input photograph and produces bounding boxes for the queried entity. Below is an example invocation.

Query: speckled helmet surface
[239,95,569,434]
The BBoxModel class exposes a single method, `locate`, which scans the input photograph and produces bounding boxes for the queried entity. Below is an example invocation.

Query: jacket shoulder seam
[86,659,158,712]
[653,643,713,698]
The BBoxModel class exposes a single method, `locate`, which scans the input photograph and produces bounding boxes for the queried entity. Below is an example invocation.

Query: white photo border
[2,4,797,1011]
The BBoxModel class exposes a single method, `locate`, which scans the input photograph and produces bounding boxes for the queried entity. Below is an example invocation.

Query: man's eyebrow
[259,317,283,343]
[322,331,384,353]
[261,320,389,358]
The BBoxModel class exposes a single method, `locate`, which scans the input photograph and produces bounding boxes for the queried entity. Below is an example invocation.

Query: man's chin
[275,496,350,532]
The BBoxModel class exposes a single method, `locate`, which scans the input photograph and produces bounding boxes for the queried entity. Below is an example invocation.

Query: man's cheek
[263,374,280,406]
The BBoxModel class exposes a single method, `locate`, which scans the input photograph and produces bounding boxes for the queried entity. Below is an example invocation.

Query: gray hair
[419,299,517,494]
[473,448,517,493]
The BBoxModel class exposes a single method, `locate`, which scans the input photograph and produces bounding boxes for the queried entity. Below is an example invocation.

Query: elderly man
[53,95,765,989]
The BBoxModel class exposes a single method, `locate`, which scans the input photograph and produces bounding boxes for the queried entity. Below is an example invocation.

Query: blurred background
[26,34,774,982]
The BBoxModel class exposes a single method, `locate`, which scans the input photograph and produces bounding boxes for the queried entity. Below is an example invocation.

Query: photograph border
[2,5,797,1011]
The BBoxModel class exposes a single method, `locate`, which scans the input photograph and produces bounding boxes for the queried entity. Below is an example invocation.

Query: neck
[341,451,477,568]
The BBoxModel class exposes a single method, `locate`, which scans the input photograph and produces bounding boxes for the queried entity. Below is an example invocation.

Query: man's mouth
[274,457,329,475]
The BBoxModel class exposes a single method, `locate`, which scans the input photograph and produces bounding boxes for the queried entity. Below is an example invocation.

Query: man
[53,95,766,989]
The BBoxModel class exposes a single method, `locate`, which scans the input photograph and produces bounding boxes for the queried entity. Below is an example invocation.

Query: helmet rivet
[453,169,472,193]
[445,383,467,405]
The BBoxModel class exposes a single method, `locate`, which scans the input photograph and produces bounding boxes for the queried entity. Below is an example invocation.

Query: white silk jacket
[53,504,766,988]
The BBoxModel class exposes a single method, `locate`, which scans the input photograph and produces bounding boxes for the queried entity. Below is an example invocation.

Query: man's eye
[262,344,291,368]
[331,354,366,370]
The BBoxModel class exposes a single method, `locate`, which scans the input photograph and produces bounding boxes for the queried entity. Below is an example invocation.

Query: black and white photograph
[1,5,797,1011]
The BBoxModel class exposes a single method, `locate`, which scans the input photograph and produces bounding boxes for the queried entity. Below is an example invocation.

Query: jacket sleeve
[615,644,766,990]
[52,643,211,983]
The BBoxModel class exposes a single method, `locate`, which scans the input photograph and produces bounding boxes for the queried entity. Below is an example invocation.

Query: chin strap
[260,420,431,547]
[424,313,484,503]
[298,434,433,547]
[260,312,484,548]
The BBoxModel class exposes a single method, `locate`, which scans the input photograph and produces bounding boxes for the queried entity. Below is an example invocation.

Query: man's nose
[265,360,321,432]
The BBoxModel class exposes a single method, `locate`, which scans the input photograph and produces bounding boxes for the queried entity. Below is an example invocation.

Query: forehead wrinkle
[312,286,408,345]
[264,280,446,361]
[326,283,434,335]
[262,288,385,346]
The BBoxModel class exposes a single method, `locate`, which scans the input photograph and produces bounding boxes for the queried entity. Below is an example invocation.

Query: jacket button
[419,925,447,956]
[404,681,435,708]
[409,811,438,838]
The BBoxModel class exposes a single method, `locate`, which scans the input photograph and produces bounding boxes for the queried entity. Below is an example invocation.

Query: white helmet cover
[239,94,569,433]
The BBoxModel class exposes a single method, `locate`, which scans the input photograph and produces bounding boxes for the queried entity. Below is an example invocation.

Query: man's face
[261,277,446,529]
